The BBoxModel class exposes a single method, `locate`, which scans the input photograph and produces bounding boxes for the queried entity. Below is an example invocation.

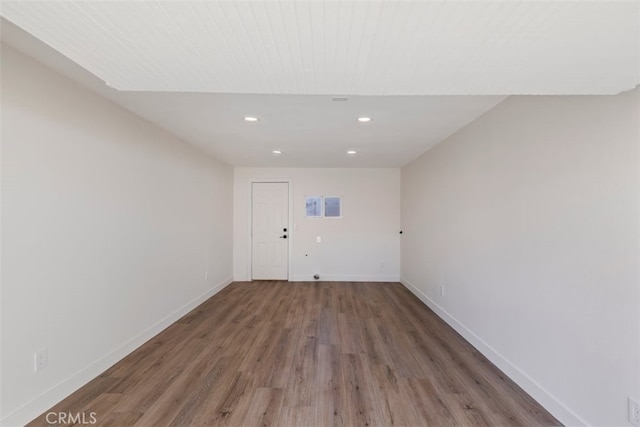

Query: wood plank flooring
[27,281,561,426]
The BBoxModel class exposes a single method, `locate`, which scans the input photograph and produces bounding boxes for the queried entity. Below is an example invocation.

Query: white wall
[0,45,234,425]
[401,88,640,426]
[234,168,400,282]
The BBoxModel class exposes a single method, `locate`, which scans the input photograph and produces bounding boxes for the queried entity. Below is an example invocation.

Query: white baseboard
[1,277,234,427]
[400,276,588,427]
[290,274,400,282]
[237,274,400,283]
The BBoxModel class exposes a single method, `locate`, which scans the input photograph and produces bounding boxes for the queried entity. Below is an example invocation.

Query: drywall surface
[1,45,233,425]
[234,168,400,282]
[401,88,640,426]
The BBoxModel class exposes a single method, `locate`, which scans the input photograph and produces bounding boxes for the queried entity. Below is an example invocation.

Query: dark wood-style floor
[28,281,561,426]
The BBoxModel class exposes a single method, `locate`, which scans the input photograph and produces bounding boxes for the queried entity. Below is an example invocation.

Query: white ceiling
[1,1,638,95]
[94,92,507,167]
[1,1,638,167]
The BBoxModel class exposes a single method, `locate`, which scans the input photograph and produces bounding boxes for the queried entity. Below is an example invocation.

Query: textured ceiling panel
[2,1,638,95]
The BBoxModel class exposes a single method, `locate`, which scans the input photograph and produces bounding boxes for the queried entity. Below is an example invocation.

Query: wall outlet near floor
[630,397,640,426]
[440,285,445,296]
[34,348,47,372]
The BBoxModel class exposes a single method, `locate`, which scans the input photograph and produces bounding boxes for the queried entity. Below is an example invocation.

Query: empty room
[1,1,639,426]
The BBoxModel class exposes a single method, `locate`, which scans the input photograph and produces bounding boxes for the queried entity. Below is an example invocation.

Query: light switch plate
[630,397,640,426]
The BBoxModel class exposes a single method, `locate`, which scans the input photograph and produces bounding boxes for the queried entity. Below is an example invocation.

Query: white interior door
[251,182,289,280]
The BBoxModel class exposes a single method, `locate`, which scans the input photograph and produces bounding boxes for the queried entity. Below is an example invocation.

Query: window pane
[324,197,341,218]
[305,196,322,217]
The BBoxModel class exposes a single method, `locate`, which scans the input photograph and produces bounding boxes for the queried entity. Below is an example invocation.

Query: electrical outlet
[316,236,321,243]
[440,285,445,296]
[629,397,640,426]
[34,348,47,372]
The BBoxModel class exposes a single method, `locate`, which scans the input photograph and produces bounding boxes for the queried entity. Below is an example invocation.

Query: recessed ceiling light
[347,150,357,155]
[244,116,259,122]
[357,117,371,123]
[272,150,282,155]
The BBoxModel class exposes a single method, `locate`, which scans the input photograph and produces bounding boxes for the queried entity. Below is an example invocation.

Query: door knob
[280,235,288,239]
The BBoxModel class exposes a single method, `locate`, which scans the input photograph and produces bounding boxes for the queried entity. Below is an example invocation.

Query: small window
[324,197,342,218]
[305,196,322,218]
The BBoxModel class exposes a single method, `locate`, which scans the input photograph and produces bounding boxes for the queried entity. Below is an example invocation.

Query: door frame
[248,179,293,281]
